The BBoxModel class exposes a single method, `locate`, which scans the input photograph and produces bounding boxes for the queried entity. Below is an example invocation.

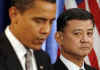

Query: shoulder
[0,32,12,52]
[0,33,6,42]
[0,32,7,40]
[0,33,10,47]
[52,58,68,70]
[0,32,15,62]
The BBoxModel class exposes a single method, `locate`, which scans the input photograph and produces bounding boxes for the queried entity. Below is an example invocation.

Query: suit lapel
[54,59,68,70]
[34,50,45,70]
[34,50,40,70]
[6,52,23,70]
[1,33,23,70]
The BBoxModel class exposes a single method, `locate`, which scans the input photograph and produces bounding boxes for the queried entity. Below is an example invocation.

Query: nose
[40,23,51,35]
[80,34,89,43]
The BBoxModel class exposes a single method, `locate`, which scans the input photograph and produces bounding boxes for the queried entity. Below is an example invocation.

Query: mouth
[80,46,91,50]
[80,44,91,49]
[81,47,90,49]
[38,38,46,44]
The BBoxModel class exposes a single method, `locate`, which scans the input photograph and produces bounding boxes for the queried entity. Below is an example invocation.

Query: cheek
[63,35,80,46]
[20,24,38,41]
[61,35,81,52]
[89,38,93,47]
[23,19,39,33]
[91,37,93,43]
[73,38,80,45]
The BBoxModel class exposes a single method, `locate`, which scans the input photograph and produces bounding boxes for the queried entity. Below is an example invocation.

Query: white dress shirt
[5,26,37,70]
[60,54,86,70]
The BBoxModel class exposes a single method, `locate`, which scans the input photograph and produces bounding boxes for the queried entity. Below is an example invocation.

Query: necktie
[25,50,33,70]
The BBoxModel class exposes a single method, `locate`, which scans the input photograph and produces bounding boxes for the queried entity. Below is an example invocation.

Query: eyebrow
[88,28,94,31]
[72,29,82,32]
[72,28,94,32]
[32,17,48,21]
[32,17,56,21]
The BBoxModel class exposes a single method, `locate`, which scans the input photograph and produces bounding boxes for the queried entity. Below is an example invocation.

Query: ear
[9,6,19,20]
[55,32,64,46]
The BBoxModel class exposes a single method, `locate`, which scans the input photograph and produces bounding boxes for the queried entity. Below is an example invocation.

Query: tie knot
[25,50,32,57]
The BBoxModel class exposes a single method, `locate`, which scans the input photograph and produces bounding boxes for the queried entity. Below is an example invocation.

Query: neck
[62,51,84,67]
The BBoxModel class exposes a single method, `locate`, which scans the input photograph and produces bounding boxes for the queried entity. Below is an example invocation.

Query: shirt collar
[5,26,27,57]
[60,54,85,70]
[5,26,35,70]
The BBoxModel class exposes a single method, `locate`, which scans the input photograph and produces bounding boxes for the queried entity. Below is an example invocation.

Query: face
[9,0,56,50]
[56,19,94,58]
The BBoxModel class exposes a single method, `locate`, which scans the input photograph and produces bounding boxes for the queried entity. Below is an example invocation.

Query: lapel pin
[40,65,44,70]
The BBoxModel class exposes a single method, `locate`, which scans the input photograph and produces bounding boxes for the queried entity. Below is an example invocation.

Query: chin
[34,47,41,50]
[80,52,90,57]
[81,54,88,57]
[31,45,41,50]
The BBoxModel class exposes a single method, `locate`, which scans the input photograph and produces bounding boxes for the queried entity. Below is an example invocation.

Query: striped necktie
[25,50,33,70]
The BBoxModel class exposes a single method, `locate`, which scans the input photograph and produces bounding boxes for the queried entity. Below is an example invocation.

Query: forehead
[22,0,56,19]
[64,19,93,32]
[34,0,56,8]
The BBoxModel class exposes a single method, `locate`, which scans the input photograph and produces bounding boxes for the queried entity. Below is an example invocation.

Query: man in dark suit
[0,0,56,70]
[54,8,96,70]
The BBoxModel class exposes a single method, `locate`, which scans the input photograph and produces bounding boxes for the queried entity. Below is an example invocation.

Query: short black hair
[10,0,56,12]
[57,8,95,32]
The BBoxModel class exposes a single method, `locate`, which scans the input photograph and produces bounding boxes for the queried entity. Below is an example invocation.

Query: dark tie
[25,50,33,70]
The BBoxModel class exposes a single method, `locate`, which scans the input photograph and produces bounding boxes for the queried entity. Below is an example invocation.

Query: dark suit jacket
[0,33,51,70]
[53,58,96,70]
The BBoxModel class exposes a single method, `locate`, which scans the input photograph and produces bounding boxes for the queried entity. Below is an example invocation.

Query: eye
[87,32,93,37]
[31,17,47,24]
[50,18,55,25]
[33,19,45,23]
[73,32,81,36]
